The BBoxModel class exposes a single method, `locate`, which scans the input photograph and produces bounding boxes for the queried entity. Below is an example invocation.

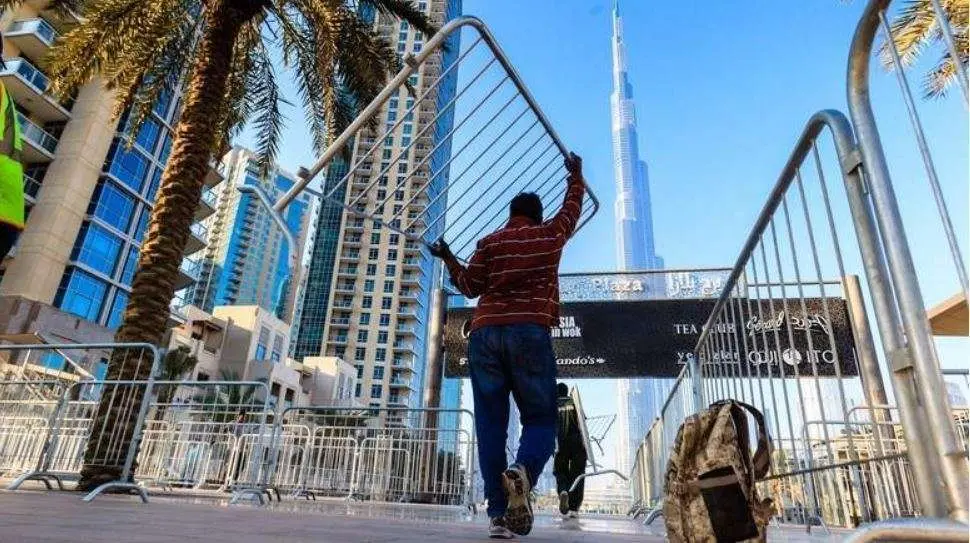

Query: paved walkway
[0,490,850,542]
[0,491,657,542]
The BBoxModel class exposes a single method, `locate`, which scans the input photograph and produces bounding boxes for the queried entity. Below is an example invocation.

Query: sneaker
[567,510,579,519]
[489,516,515,539]
[501,464,534,536]
[559,491,570,515]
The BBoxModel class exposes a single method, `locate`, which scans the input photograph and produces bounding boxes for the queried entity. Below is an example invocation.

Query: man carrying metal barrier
[430,152,585,539]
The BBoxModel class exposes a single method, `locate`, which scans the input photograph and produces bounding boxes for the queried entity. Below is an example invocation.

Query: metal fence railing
[629,0,968,538]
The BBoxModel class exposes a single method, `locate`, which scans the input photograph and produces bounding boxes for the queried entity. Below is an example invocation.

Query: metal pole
[422,264,447,430]
[848,0,969,521]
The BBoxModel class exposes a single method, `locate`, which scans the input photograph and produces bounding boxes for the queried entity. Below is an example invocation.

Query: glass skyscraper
[610,1,665,475]
[0,3,219,329]
[189,147,318,321]
[294,0,462,414]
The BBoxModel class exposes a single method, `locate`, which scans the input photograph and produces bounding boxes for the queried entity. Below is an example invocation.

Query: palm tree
[191,370,265,424]
[11,0,437,490]
[157,346,200,407]
[879,0,968,98]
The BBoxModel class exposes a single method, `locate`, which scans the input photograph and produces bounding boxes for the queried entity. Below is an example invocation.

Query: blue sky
[242,1,968,476]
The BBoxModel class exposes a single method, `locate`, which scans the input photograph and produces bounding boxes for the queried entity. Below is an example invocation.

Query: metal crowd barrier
[0,342,160,502]
[630,0,968,537]
[250,406,478,509]
[241,16,598,275]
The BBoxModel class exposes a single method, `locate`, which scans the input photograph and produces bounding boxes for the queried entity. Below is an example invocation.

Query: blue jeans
[468,324,557,518]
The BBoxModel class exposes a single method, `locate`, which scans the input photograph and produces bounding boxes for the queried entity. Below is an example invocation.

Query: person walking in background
[554,382,587,520]
[0,46,25,262]
[431,153,586,539]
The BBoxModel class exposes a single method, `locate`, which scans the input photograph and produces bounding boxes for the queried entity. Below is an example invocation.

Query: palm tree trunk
[77,0,264,492]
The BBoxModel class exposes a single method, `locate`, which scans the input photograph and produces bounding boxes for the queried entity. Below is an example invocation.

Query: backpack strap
[731,401,772,479]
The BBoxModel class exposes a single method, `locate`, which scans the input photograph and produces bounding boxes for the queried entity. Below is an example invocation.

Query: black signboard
[443,298,859,379]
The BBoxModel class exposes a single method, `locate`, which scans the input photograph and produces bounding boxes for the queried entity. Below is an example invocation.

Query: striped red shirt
[446,175,586,330]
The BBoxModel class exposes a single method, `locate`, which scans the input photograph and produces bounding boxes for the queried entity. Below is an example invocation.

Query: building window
[364,279,375,293]
[271,334,284,362]
[370,384,383,399]
[397,163,408,174]
[106,291,128,328]
[383,280,394,293]
[380,314,391,327]
[362,296,373,309]
[375,348,387,361]
[255,326,270,360]
[107,143,151,193]
[73,223,123,276]
[55,269,107,322]
[133,207,150,243]
[366,264,377,276]
[389,235,399,246]
[357,330,368,343]
[394,190,404,202]
[368,248,379,260]
[388,249,398,260]
[373,367,384,380]
[355,348,366,362]
[359,313,370,325]
[91,180,135,232]
[370,232,381,245]
[377,331,388,344]
[355,383,362,397]
[376,189,386,201]
[134,117,162,153]
[381,297,393,310]
[389,97,398,110]
[120,247,139,285]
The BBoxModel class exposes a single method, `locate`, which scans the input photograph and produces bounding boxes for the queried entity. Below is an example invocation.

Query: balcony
[195,187,216,221]
[395,324,417,336]
[402,257,421,270]
[345,220,365,231]
[5,18,57,61]
[332,298,353,309]
[392,341,417,355]
[344,234,362,247]
[204,159,223,188]
[340,251,360,261]
[174,257,201,290]
[336,266,357,277]
[398,306,420,320]
[330,335,349,345]
[185,221,207,254]
[0,58,70,122]
[334,282,356,293]
[392,358,415,372]
[398,290,420,302]
[400,273,420,286]
[389,377,414,390]
[329,317,351,328]
[22,172,42,203]
[17,113,58,162]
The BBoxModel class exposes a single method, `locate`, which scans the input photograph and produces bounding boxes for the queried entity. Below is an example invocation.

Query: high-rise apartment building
[188,146,318,322]
[294,0,462,413]
[0,3,218,327]
[610,1,664,474]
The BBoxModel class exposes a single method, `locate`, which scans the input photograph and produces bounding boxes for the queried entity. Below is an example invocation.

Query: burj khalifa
[610,0,664,475]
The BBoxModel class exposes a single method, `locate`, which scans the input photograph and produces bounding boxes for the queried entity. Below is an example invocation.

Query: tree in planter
[23,0,436,490]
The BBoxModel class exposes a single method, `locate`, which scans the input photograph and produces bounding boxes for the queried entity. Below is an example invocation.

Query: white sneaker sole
[502,468,533,536]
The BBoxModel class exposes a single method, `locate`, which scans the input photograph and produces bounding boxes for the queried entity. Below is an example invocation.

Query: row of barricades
[0,364,477,508]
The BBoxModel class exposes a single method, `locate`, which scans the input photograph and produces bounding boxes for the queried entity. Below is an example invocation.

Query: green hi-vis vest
[0,82,24,230]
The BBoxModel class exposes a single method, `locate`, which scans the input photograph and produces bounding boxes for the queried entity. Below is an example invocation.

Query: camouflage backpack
[663,400,774,542]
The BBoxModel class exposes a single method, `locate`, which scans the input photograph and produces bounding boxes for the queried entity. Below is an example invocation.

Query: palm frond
[249,41,289,179]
